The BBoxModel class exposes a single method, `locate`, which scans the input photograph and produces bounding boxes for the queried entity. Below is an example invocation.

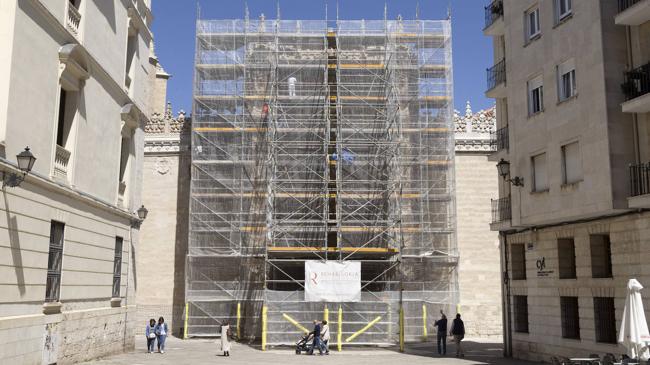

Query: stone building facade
[0,0,156,363]
[485,0,650,361]
[454,103,502,339]
[138,71,190,336]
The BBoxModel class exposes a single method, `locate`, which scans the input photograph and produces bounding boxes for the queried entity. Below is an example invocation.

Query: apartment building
[0,0,155,363]
[484,0,650,361]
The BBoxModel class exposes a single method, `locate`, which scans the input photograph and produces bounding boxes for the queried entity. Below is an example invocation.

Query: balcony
[491,125,509,152]
[616,0,650,26]
[66,2,82,38]
[628,162,650,208]
[491,196,511,223]
[53,145,71,181]
[484,0,504,36]
[486,59,506,98]
[621,62,650,113]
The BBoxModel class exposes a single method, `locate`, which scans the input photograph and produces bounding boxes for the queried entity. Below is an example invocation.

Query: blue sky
[151,0,493,114]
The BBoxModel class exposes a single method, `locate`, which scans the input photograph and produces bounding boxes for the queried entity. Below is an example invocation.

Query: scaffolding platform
[188,15,457,346]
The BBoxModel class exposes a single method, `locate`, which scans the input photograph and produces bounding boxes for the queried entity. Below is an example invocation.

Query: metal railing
[491,195,511,223]
[487,59,506,91]
[619,0,642,12]
[484,0,504,30]
[622,62,650,101]
[490,125,509,151]
[66,2,81,37]
[630,162,650,196]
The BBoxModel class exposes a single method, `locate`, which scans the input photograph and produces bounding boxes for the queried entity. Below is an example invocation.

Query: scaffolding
[189,13,457,346]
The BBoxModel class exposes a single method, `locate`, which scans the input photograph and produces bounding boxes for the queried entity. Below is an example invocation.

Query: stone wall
[455,152,502,338]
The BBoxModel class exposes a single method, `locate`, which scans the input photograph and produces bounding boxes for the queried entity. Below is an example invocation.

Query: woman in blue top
[155,317,169,354]
[145,318,156,353]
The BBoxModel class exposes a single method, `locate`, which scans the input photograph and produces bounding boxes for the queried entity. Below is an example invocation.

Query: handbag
[148,332,156,339]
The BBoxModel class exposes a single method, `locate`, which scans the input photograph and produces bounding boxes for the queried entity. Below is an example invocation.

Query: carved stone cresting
[454,101,497,153]
[144,102,190,154]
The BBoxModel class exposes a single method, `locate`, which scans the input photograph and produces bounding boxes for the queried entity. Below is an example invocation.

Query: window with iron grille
[513,295,529,333]
[590,235,612,278]
[45,221,65,302]
[594,297,616,343]
[112,237,123,298]
[511,244,527,280]
[561,296,580,339]
[558,238,577,279]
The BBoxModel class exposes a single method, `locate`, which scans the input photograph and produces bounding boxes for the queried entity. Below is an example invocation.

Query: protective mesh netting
[189,17,457,345]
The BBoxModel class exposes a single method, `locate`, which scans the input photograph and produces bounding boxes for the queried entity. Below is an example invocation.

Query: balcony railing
[630,162,650,197]
[54,145,71,180]
[66,3,81,37]
[484,0,504,30]
[490,125,509,151]
[622,62,650,101]
[487,59,506,91]
[491,196,511,223]
[619,0,642,12]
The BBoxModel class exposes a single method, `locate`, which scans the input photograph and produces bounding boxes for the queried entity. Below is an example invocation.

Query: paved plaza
[80,337,537,365]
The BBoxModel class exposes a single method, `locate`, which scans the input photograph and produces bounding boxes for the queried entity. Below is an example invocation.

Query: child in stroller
[295,333,314,355]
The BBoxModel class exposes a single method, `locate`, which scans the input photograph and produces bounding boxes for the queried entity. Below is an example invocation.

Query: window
[594,297,617,343]
[112,237,123,298]
[56,88,76,149]
[555,0,572,22]
[513,295,529,333]
[561,141,582,184]
[525,6,541,41]
[118,137,130,183]
[69,0,81,9]
[125,27,137,93]
[561,296,580,339]
[511,244,527,280]
[532,152,548,192]
[528,76,544,115]
[45,221,65,302]
[590,235,612,278]
[558,238,577,279]
[558,59,577,101]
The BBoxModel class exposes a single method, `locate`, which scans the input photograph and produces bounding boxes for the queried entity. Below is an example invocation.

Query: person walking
[145,318,156,354]
[320,320,330,355]
[450,313,465,358]
[310,320,322,355]
[433,310,447,356]
[288,76,297,97]
[155,317,168,354]
[221,321,232,357]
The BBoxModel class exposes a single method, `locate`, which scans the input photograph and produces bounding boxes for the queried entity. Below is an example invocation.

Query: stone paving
[80,337,538,365]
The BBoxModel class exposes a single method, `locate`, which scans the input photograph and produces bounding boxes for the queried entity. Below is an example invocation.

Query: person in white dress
[220,322,232,357]
[288,77,297,97]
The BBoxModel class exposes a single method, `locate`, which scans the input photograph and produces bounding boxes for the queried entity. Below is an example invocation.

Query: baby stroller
[295,333,314,355]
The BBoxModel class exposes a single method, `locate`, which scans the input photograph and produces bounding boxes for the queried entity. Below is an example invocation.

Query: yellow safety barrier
[337,306,343,352]
[262,306,268,351]
[236,302,241,339]
[183,302,189,339]
[422,305,428,339]
[282,313,310,334]
[345,316,381,343]
[324,306,329,324]
[399,307,404,352]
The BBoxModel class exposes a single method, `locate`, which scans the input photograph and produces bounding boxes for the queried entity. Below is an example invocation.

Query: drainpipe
[500,232,512,357]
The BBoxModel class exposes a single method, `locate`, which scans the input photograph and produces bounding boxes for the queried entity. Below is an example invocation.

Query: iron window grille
[45,221,65,302]
[558,238,577,279]
[594,297,617,344]
[561,296,580,339]
[590,235,612,279]
[510,244,527,280]
[513,295,529,333]
[112,237,123,298]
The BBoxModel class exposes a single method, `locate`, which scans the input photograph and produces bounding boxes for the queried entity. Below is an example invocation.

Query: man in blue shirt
[310,320,323,355]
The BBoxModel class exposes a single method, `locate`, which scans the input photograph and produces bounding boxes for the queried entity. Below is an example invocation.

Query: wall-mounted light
[131,205,148,229]
[2,147,36,188]
[496,158,524,187]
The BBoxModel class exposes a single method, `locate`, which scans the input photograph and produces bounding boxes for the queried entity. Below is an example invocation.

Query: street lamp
[496,158,524,187]
[137,205,148,220]
[2,146,36,188]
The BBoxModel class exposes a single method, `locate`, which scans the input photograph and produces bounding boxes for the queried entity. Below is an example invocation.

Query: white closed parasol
[619,279,650,360]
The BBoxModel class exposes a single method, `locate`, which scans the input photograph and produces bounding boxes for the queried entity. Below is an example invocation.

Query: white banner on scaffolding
[304,261,361,302]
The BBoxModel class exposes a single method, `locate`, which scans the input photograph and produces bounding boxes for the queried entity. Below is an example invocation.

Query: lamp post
[496,158,524,187]
[2,146,36,188]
